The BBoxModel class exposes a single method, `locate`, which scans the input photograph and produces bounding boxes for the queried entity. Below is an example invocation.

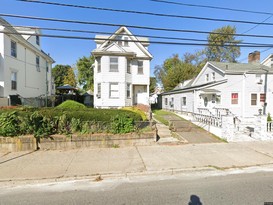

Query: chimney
[248,51,260,63]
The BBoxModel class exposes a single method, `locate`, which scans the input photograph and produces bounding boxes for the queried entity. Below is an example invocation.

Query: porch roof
[199,88,220,94]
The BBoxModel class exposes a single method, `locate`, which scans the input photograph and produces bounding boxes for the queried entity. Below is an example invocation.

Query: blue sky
[2,0,273,75]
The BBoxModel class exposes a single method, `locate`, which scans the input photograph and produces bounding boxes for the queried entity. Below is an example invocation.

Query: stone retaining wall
[0,132,156,152]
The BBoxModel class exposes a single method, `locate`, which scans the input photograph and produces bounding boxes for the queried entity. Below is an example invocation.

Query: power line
[241,15,273,34]
[150,0,273,16]
[16,0,273,26]
[8,25,273,46]
[3,13,273,39]
[2,31,273,47]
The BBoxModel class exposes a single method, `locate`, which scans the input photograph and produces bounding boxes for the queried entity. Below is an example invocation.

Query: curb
[2,164,273,188]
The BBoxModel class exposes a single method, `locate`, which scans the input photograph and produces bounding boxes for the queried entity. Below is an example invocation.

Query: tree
[76,55,95,92]
[154,54,200,91]
[52,65,75,88]
[63,67,76,87]
[149,77,157,94]
[205,25,242,62]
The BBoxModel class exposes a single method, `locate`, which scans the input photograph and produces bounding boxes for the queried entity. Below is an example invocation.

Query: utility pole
[45,61,48,107]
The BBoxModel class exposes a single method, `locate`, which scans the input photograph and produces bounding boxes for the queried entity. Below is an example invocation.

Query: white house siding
[1,32,53,98]
[0,33,4,96]
[162,91,194,113]
[94,56,127,108]
[193,64,225,86]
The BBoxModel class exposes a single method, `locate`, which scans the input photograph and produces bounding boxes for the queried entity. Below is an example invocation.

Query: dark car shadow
[188,195,203,205]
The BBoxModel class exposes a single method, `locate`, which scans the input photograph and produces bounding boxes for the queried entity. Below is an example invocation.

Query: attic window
[124,37,129,47]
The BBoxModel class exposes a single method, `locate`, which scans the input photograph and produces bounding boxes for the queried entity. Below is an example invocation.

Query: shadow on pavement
[188,194,203,205]
[0,150,37,165]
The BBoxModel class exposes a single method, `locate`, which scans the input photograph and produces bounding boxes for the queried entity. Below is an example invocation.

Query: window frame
[124,37,129,47]
[165,98,168,106]
[137,61,144,74]
[97,57,101,73]
[212,72,215,81]
[206,73,209,82]
[126,83,131,98]
[231,93,239,105]
[260,93,266,103]
[97,83,101,99]
[251,93,257,106]
[182,97,186,106]
[11,71,17,90]
[109,57,119,72]
[127,59,131,74]
[11,40,17,58]
[109,82,119,99]
[36,35,40,45]
[36,55,40,72]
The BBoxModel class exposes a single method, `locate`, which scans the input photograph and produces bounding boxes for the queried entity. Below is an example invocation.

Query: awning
[199,88,221,95]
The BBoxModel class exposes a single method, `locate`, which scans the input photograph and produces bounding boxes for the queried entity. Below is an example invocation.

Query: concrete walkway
[1,141,273,184]
[155,113,223,144]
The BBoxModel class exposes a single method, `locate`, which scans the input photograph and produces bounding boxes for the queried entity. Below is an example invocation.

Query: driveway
[157,113,223,144]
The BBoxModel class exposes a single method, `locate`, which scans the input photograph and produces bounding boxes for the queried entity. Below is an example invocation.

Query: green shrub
[110,115,134,134]
[121,107,148,121]
[268,113,272,122]
[28,111,55,138]
[57,100,86,110]
[0,111,20,136]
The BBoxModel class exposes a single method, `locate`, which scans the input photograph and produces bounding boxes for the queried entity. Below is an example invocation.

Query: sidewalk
[1,140,273,184]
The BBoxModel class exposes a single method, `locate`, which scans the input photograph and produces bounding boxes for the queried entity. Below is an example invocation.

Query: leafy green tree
[205,25,242,62]
[149,77,157,94]
[76,55,95,92]
[52,65,74,88]
[154,54,200,91]
[63,67,76,87]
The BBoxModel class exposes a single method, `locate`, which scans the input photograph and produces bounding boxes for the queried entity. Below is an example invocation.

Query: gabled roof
[209,61,272,73]
[92,26,153,59]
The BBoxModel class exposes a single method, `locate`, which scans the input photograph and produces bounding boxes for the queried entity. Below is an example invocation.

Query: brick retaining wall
[0,132,156,152]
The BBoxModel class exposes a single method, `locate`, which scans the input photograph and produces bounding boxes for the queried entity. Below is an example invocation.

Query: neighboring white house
[92,26,153,108]
[161,51,273,141]
[0,17,55,105]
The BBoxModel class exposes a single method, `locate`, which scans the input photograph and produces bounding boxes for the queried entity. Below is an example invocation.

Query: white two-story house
[92,26,153,108]
[0,17,54,105]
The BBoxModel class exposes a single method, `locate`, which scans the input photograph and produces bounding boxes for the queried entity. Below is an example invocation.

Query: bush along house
[162,51,273,141]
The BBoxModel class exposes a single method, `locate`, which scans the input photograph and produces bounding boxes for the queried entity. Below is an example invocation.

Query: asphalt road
[1,171,273,205]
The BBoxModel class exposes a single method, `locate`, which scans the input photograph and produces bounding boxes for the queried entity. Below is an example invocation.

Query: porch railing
[192,113,222,128]
[267,121,273,132]
[163,108,222,128]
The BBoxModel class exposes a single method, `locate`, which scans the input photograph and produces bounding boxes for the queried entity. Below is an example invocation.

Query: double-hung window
[36,55,40,72]
[97,83,101,99]
[11,40,17,58]
[110,57,118,72]
[109,83,119,98]
[97,57,101,73]
[11,72,17,90]
[260,93,266,103]
[231,93,238,105]
[182,97,186,106]
[126,83,131,98]
[251,94,257,106]
[127,59,131,73]
[138,61,143,74]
